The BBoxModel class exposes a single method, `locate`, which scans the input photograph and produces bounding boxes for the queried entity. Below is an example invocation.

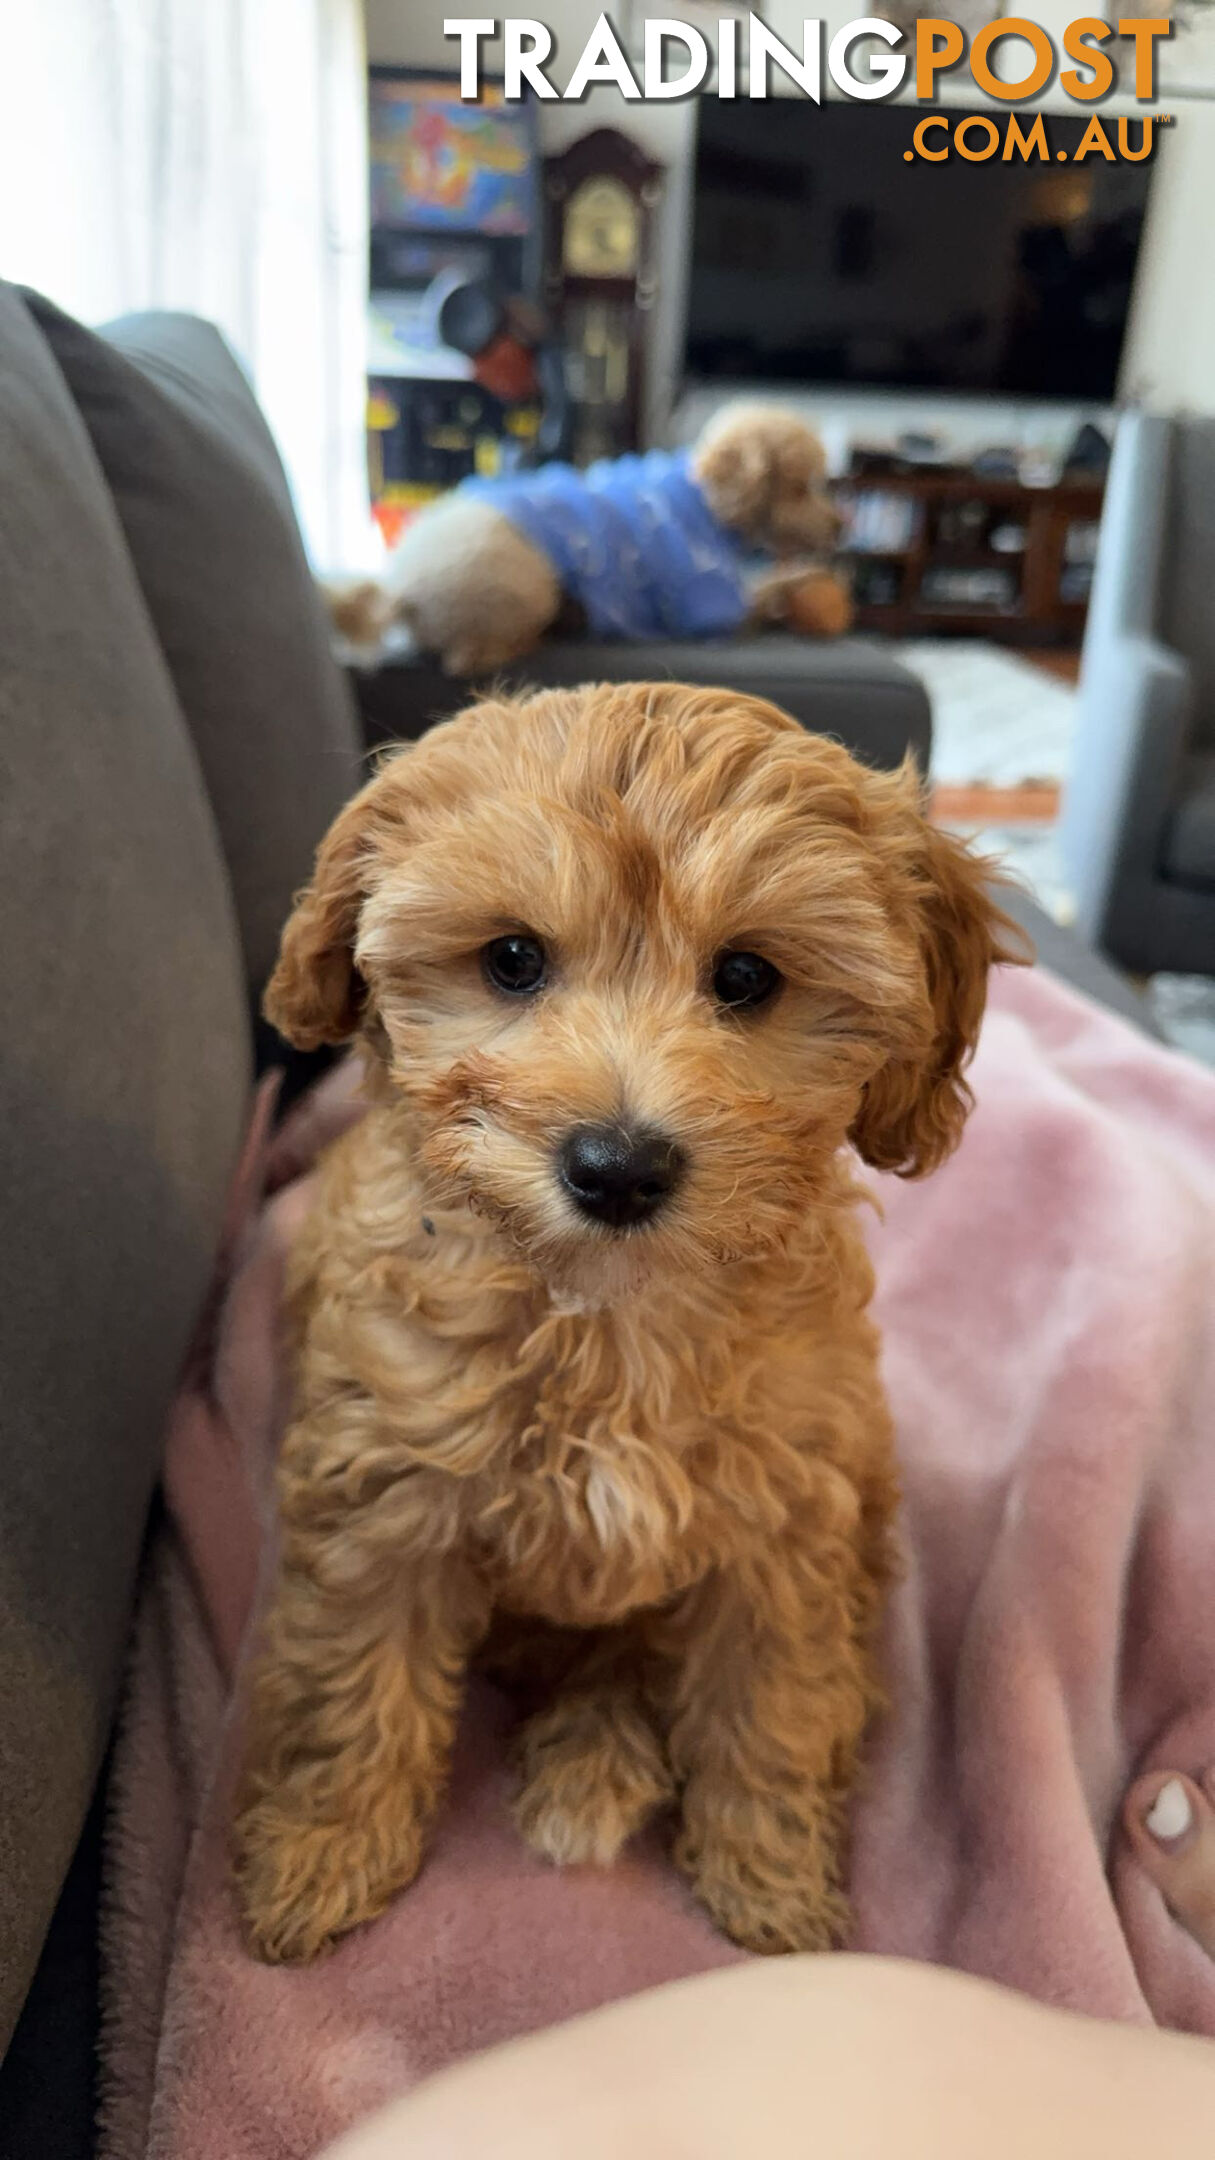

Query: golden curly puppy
[234,684,1017,1966]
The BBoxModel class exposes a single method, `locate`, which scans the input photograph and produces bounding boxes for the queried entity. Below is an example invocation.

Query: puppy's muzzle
[558,1123,685,1230]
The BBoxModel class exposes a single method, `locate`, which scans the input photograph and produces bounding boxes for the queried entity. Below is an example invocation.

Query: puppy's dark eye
[484,933,547,996]
[712,949,781,1012]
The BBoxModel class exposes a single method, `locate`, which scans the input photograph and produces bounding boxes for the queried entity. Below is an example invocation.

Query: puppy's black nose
[559,1124,685,1229]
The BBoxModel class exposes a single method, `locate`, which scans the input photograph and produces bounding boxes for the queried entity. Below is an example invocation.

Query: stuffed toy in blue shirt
[463,449,751,641]
[373,404,844,675]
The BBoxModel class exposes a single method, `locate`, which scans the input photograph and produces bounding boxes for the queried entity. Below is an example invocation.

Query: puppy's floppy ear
[849,778,1028,1178]
[264,779,382,1049]
[692,418,772,531]
[774,423,827,495]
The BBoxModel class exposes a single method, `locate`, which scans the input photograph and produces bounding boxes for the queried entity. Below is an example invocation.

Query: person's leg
[1124,1768,1215,1956]
[320,1956,1215,2160]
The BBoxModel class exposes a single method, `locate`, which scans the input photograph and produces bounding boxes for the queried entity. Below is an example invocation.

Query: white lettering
[443,18,496,100]
[504,18,557,98]
[748,14,822,101]
[718,15,738,98]
[827,18,906,100]
[643,17,710,98]
[565,11,642,99]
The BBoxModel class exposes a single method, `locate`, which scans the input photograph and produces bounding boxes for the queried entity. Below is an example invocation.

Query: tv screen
[685,99,1154,400]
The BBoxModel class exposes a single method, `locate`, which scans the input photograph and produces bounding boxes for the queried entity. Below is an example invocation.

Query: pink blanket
[100,967,1215,2160]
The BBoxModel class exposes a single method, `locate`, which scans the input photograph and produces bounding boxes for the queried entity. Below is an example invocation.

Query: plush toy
[749,561,855,639]
[339,404,846,675]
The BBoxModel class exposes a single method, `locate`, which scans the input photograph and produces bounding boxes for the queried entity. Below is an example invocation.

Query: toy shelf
[835,468,1104,646]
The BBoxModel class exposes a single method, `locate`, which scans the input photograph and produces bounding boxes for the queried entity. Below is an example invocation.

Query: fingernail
[1145,1778,1193,1843]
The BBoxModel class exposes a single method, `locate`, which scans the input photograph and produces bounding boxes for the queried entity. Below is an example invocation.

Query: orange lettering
[1074,115,1117,160]
[915,18,965,98]
[971,17,1054,100]
[1061,18,1115,100]
[1117,18,1170,98]
[1117,115,1155,159]
[1002,112,1049,160]
[956,114,1001,159]
[913,115,951,160]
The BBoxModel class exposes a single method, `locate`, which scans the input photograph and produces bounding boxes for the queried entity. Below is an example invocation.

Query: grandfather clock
[542,128,664,466]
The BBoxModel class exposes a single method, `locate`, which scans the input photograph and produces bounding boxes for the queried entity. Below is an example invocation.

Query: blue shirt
[462,449,750,640]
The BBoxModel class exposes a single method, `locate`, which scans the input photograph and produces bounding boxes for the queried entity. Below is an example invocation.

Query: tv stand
[835,468,1104,647]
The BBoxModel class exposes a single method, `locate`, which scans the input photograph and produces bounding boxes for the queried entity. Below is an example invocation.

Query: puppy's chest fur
[289,1120,884,1631]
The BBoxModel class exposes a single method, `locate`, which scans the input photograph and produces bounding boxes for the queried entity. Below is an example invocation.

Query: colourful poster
[370,77,534,237]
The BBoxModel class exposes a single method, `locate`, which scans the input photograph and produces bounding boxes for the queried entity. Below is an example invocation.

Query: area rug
[896,638,1076,791]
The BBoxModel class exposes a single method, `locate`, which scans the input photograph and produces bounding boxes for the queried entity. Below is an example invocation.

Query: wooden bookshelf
[835,469,1104,646]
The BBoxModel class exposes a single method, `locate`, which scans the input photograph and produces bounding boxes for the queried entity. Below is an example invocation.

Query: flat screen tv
[684,98,1154,400]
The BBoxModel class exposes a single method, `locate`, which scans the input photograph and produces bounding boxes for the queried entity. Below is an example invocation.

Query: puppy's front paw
[515,1769,646,1870]
[514,1692,673,1869]
[232,1800,426,1964]
[678,1834,850,1955]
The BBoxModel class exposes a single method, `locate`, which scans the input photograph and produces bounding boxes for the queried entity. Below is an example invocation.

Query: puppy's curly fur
[234,684,1018,1966]
[351,405,842,673]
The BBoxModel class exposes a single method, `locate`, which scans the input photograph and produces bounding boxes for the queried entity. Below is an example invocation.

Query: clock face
[562,177,640,280]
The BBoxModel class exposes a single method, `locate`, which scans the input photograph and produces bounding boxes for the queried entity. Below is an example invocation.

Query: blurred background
[5,1,1211,566]
[1,0,1212,1041]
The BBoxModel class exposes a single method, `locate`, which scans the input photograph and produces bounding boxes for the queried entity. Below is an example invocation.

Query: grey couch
[356,633,933,776]
[0,284,362,2156]
[0,283,1151,2157]
[1061,413,1215,976]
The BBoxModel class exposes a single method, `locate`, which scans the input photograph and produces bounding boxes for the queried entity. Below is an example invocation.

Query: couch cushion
[356,634,933,778]
[23,295,362,1001]
[1162,753,1215,892]
[0,284,249,2054]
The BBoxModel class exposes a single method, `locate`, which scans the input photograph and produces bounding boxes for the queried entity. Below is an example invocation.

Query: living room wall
[363,0,1213,435]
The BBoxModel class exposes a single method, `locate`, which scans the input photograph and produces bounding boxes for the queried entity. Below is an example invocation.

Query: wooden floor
[1023,648,1081,686]
[932,780,1060,824]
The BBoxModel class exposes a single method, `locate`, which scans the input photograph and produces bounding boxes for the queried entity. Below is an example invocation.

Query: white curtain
[0,0,373,573]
